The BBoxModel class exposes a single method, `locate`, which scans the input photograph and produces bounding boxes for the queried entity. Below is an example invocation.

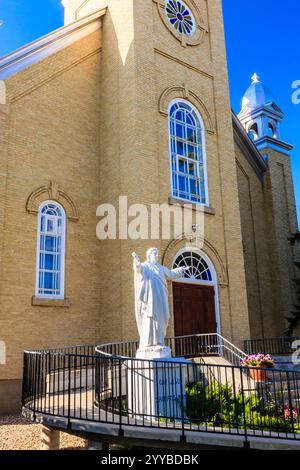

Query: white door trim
[171,247,221,336]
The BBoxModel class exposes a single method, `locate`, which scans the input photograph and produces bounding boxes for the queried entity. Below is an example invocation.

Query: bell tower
[93,0,252,345]
[238,73,292,155]
[239,74,298,335]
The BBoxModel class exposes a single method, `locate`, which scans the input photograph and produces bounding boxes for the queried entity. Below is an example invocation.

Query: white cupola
[238,74,292,154]
[241,73,274,112]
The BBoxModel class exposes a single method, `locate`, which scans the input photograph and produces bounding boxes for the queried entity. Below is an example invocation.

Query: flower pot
[248,366,267,382]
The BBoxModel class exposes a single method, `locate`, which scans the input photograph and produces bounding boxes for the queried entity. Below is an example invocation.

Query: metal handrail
[22,342,300,443]
[95,333,247,366]
[25,333,246,364]
[244,336,300,356]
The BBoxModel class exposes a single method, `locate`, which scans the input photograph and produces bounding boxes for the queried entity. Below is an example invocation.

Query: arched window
[36,201,66,299]
[248,123,258,141]
[169,101,208,204]
[173,250,212,281]
[268,122,276,138]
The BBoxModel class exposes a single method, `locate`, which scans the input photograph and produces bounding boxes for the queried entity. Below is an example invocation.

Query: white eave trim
[238,102,284,121]
[255,136,294,154]
[0,9,106,80]
[232,111,268,179]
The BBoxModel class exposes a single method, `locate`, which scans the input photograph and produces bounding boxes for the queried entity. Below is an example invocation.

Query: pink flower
[240,353,275,368]
[283,405,298,420]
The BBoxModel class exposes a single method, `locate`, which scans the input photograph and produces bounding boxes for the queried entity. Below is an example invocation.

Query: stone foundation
[0,380,22,415]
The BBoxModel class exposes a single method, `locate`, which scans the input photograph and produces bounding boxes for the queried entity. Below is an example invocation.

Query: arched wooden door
[173,282,217,357]
[172,249,219,356]
[173,282,217,337]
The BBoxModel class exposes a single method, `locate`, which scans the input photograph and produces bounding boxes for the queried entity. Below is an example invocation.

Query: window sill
[168,197,216,215]
[32,296,71,307]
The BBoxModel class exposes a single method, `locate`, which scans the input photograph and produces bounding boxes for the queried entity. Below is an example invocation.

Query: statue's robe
[134,262,184,349]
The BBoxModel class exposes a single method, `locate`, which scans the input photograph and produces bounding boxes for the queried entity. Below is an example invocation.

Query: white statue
[132,248,189,355]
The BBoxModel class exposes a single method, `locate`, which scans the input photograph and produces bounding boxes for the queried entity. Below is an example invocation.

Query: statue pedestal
[127,357,188,422]
[135,345,171,360]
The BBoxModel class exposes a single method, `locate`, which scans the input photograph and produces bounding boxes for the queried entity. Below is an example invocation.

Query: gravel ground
[0,414,87,450]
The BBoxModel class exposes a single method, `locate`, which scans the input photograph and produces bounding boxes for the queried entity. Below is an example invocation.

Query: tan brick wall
[263,149,299,334]
[235,141,299,338]
[0,30,103,383]
[0,0,260,411]
[235,144,276,338]
[98,0,250,348]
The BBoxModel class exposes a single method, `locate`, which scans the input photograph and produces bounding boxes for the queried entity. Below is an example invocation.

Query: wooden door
[173,282,217,357]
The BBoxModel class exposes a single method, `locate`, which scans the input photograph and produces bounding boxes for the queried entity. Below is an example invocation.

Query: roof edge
[232,111,268,180]
[238,102,284,121]
[0,8,106,80]
[256,136,294,154]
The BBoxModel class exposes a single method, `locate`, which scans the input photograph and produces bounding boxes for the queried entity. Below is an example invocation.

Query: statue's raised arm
[163,265,190,280]
[132,252,141,272]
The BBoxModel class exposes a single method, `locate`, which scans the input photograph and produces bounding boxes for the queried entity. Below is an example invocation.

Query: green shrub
[186,381,300,434]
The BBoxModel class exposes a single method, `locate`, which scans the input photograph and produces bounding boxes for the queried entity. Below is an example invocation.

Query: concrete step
[274,389,300,399]
[274,356,300,372]
[270,374,300,383]
[268,378,300,389]
[195,356,233,367]
[190,357,256,392]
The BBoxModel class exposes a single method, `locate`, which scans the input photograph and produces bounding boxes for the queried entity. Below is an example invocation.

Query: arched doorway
[172,248,220,339]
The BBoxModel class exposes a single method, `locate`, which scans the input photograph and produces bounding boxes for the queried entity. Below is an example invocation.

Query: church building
[0,0,298,414]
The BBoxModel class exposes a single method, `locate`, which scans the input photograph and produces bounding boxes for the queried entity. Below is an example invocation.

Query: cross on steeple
[251,73,260,83]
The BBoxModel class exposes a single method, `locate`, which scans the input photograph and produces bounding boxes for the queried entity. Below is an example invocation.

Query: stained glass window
[165,0,195,36]
[36,202,66,299]
[169,101,208,204]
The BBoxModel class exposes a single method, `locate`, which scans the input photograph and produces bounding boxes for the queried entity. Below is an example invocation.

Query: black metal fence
[244,337,300,356]
[22,335,300,442]
[97,333,246,367]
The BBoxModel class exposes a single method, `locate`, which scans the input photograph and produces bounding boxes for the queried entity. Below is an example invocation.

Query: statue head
[146,247,159,265]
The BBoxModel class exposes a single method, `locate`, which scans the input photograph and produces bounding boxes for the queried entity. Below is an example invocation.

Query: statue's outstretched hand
[132,252,141,269]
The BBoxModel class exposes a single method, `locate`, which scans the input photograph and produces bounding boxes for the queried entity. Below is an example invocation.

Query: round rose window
[165,0,196,36]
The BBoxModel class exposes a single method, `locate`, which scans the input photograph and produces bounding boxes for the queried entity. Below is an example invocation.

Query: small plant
[240,353,275,368]
[185,381,300,434]
[185,381,259,428]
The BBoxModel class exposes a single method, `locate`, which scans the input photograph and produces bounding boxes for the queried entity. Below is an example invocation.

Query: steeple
[251,72,260,83]
[238,74,293,155]
[241,73,274,112]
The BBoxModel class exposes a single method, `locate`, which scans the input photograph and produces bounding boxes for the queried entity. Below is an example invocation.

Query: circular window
[173,250,212,281]
[165,0,196,36]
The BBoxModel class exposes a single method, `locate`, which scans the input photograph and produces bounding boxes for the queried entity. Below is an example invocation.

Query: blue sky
[0,0,299,223]
[223,0,300,224]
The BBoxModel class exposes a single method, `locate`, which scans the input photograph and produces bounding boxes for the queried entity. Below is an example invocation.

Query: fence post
[240,367,250,449]
[286,371,295,436]
[180,363,186,443]
[119,358,124,437]
[21,352,27,409]
[32,354,38,421]
[68,354,71,428]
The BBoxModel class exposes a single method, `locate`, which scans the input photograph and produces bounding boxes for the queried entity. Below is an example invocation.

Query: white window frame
[173,249,213,283]
[168,99,209,206]
[35,200,66,300]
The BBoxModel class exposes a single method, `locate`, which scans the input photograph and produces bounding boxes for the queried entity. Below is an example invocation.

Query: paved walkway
[22,388,300,450]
